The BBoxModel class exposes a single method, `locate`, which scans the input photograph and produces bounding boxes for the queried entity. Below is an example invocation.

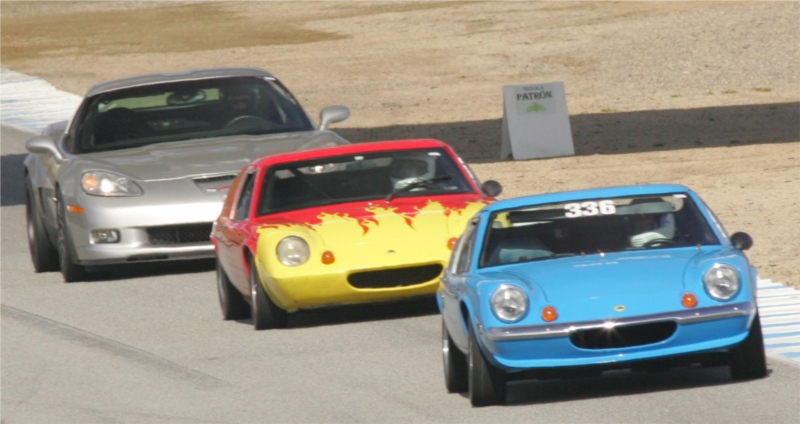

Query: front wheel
[729,313,768,380]
[249,256,288,330]
[56,190,86,283]
[468,322,506,407]
[442,318,468,393]
[25,177,58,272]
[217,260,250,321]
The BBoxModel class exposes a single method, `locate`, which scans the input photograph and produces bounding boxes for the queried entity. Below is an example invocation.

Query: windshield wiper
[385,174,453,202]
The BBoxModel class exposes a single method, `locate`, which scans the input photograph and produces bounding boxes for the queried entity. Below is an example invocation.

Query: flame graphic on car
[256,199,489,257]
[261,199,487,235]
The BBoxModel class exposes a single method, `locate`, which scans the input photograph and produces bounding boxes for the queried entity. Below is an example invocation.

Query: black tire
[442,318,468,393]
[729,313,768,381]
[55,190,86,283]
[217,260,250,321]
[468,322,506,407]
[249,256,288,330]
[25,177,58,272]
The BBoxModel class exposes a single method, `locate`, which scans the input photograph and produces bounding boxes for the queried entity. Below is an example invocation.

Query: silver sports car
[24,67,350,282]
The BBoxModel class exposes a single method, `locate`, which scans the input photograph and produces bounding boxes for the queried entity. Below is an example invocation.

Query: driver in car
[629,212,676,248]
[218,85,263,127]
[389,156,436,190]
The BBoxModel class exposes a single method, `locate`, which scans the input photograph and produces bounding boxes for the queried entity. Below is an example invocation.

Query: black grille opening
[348,264,443,289]
[570,321,677,349]
[147,223,213,245]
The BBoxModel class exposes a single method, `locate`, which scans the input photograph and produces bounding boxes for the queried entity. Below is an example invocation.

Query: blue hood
[488,248,711,303]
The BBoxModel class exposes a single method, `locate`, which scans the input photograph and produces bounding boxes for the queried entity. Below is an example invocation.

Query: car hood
[73,131,347,181]
[254,196,489,274]
[489,249,714,303]
[260,196,489,248]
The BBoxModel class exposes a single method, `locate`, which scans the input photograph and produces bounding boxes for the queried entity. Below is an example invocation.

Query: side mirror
[730,232,753,250]
[318,105,350,131]
[481,180,502,197]
[25,136,63,161]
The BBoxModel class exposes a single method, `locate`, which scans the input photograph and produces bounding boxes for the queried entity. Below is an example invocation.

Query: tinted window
[480,193,719,267]
[257,148,475,215]
[453,220,478,275]
[73,76,313,153]
[234,172,256,221]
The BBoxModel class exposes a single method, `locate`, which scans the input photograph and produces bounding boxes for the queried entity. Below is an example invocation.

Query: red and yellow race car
[211,139,501,329]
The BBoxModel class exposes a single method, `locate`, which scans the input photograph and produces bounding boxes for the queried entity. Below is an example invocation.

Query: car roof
[483,184,695,212]
[85,67,276,97]
[251,139,455,168]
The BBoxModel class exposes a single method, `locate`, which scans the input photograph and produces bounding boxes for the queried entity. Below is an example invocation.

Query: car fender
[25,133,70,234]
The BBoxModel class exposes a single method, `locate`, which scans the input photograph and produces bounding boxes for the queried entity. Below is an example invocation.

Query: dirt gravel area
[2,1,798,287]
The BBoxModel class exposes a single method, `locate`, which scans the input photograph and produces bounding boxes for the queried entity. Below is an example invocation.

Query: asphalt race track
[2,74,799,422]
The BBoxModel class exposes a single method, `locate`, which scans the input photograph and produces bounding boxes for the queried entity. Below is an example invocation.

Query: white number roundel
[564,200,616,217]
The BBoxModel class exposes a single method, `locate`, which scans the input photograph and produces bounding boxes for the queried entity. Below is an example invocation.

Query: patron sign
[500,82,575,160]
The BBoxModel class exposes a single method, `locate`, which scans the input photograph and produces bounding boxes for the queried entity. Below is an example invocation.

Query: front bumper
[259,261,445,311]
[477,301,755,370]
[66,197,221,265]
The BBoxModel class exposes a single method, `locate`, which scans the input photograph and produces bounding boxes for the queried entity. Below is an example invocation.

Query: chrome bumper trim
[484,301,754,341]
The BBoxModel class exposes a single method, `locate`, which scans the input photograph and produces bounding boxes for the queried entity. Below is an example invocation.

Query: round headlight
[81,171,143,196]
[276,236,310,267]
[703,264,740,300]
[490,284,528,322]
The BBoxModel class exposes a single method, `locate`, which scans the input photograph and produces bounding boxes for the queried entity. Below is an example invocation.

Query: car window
[234,172,256,221]
[71,76,314,154]
[257,148,475,215]
[480,193,720,267]
[451,219,479,275]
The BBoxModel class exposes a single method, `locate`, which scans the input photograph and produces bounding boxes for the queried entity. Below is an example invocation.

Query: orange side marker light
[67,205,86,214]
[542,306,558,322]
[682,292,698,308]
[322,251,335,265]
[447,237,458,250]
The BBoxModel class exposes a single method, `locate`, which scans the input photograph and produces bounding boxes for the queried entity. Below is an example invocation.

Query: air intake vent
[348,264,443,289]
[193,174,237,194]
[570,321,677,349]
[147,223,213,245]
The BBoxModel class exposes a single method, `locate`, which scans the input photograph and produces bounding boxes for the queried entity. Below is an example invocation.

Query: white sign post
[500,82,575,160]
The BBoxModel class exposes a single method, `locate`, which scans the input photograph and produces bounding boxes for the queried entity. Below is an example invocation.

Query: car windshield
[257,148,474,215]
[73,76,314,153]
[480,193,720,267]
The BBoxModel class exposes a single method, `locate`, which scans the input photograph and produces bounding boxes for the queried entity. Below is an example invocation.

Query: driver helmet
[220,85,257,111]
[629,213,676,247]
[389,154,436,190]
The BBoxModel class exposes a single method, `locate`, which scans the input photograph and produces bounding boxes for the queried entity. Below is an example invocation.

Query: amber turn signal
[542,306,558,322]
[67,204,86,214]
[322,250,335,265]
[81,173,99,191]
[447,237,458,250]
[682,292,698,308]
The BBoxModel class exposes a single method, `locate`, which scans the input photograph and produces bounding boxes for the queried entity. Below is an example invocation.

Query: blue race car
[438,184,767,406]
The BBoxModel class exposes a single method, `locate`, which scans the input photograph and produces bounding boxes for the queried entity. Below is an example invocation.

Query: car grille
[570,321,677,349]
[348,264,443,289]
[147,223,213,245]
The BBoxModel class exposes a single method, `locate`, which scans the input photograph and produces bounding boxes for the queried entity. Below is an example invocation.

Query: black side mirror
[730,232,753,250]
[481,180,502,197]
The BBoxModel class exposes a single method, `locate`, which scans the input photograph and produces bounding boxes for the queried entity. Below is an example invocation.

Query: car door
[215,170,258,291]
[441,217,479,349]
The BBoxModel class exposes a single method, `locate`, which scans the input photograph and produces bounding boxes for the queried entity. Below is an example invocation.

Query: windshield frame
[69,76,314,154]
[478,192,720,268]
[256,148,475,216]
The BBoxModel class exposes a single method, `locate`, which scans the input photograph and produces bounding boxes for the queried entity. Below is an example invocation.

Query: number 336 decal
[564,200,616,217]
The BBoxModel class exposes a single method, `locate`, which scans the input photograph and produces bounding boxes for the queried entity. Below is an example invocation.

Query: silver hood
[73,131,348,181]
